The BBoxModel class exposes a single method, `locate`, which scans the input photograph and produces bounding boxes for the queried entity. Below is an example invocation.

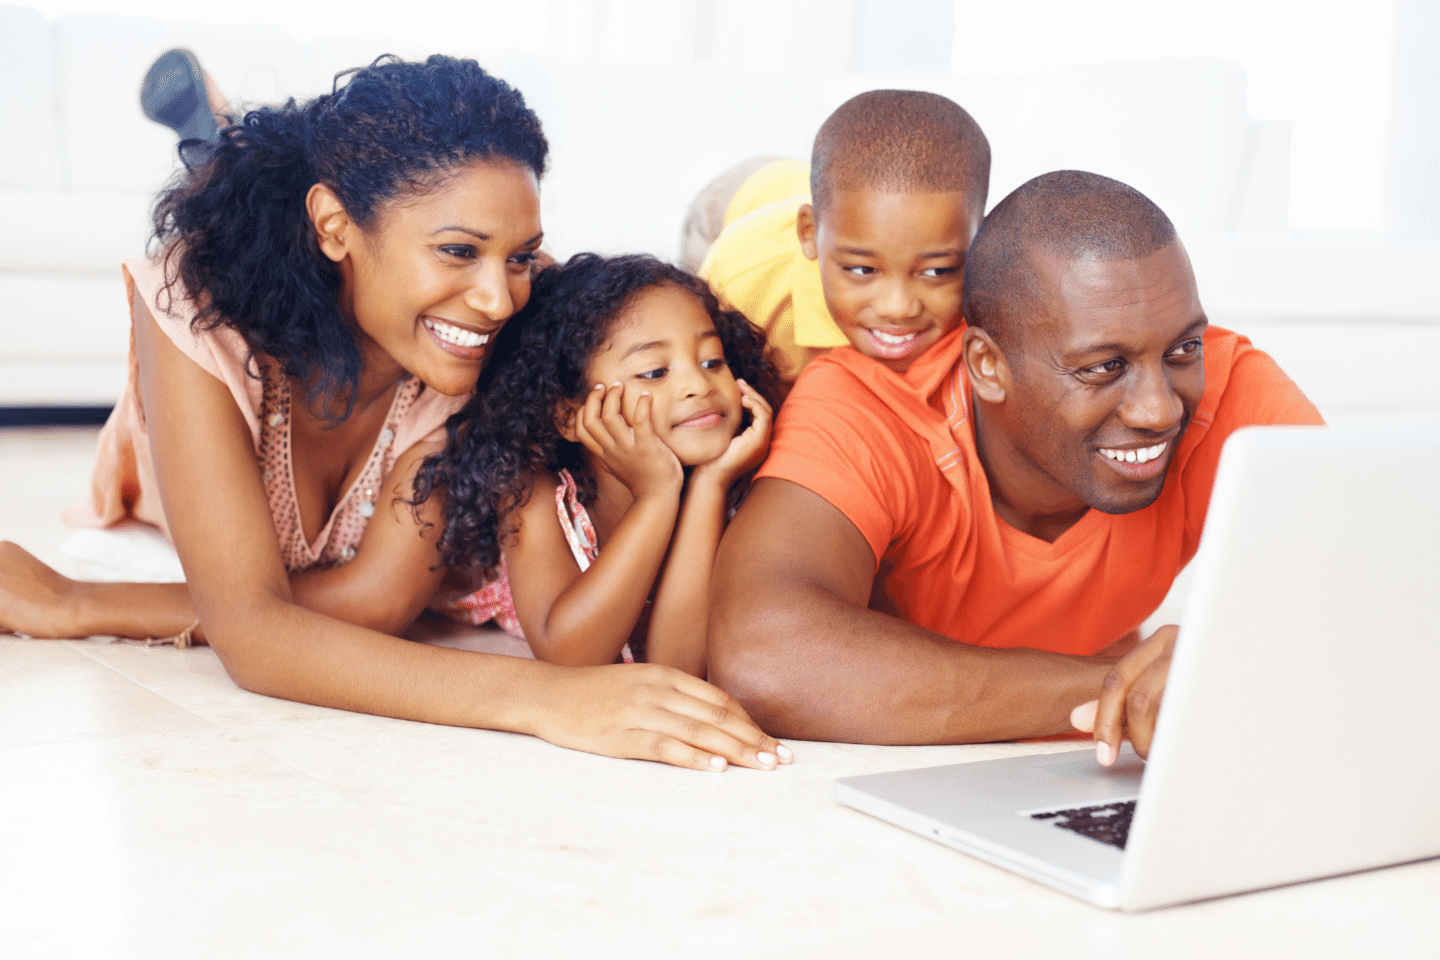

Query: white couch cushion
[0,5,64,191]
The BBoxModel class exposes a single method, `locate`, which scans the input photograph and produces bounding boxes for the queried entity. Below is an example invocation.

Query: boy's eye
[843,265,876,277]
[440,244,477,260]
[636,368,667,381]
[921,266,958,278]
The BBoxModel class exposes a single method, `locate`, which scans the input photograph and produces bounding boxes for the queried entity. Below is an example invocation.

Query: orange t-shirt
[757,324,1324,654]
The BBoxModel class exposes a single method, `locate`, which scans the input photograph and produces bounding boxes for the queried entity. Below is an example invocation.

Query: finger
[600,381,631,434]
[738,380,774,421]
[632,390,656,440]
[1093,624,1177,765]
[660,674,792,768]
[574,384,608,456]
[1070,699,1098,733]
[1123,653,1172,759]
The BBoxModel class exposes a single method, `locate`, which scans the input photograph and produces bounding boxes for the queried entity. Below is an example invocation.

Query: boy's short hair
[962,170,1178,352]
[809,89,990,215]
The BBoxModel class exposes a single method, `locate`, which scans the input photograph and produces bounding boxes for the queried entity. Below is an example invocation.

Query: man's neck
[970,401,1089,544]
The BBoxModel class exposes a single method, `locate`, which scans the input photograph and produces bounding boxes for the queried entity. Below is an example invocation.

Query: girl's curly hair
[414,252,781,577]
[151,54,547,420]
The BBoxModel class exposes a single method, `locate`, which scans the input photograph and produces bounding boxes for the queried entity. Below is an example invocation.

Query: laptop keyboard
[1031,800,1136,849]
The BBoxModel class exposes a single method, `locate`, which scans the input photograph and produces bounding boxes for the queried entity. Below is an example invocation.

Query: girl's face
[328,159,544,396]
[583,284,744,467]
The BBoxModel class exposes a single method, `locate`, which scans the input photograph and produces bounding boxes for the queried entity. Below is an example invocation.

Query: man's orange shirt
[757,325,1324,655]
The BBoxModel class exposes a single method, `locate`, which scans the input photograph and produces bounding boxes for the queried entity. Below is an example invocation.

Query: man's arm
[708,477,1114,744]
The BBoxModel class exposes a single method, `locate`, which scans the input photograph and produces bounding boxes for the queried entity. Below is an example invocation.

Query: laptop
[835,421,1440,911]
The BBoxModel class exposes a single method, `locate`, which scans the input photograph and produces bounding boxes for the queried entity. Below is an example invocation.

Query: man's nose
[1120,362,1185,432]
[463,262,514,321]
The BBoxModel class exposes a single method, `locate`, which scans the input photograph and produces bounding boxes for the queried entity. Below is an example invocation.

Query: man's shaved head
[963,170,1178,352]
[810,90,990,214]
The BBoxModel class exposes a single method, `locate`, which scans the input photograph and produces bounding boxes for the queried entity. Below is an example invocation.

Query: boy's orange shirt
[757,325,1324,654]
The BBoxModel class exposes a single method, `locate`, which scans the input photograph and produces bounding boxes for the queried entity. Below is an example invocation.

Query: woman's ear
[307,183,354,263]
[964,327,1011,405]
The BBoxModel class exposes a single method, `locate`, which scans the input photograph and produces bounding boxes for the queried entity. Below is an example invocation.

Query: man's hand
[1070,624,1177,764]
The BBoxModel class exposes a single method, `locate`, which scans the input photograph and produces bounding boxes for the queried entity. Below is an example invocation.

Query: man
[709,170,1323,764]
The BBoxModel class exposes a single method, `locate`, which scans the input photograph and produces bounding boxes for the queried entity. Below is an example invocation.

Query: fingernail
[1096,741,1115,766]
[612,381,622,387]
[710,755,727,770]
[756,751,776,767]
[593,383,604,390]
[775,744,793,762]
[640,391,649,397]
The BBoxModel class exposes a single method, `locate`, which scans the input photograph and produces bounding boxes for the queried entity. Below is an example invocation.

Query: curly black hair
[414,252,781,577]
[151,54,548,420]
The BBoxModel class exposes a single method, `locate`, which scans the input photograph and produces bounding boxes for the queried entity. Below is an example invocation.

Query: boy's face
[798,189,979,374]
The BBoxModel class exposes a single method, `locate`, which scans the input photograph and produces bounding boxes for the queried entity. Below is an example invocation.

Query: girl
[0,56,787,772]
[418,253,782,677]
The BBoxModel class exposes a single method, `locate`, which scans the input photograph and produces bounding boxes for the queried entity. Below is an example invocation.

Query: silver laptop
[836,421,1440,911]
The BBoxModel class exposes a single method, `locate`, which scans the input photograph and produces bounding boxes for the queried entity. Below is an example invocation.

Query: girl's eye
[636,368,667,381]
[701,358,728,371]
[440,244,477,260]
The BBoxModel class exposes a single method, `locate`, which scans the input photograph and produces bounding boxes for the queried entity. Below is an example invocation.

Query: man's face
[799,188,978,374]
[993,241,1208,518]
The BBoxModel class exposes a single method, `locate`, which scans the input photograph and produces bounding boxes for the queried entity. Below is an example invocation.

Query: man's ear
[964,327,1010,405]
[307,182,354,264]
[796,203,819,261]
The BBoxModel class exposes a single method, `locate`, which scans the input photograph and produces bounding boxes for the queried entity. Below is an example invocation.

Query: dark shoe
[140,48,219,143]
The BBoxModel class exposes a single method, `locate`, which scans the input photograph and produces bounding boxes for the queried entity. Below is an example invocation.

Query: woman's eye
[508,251,537,267]
[440,244,477,259]
[636,368,667,381]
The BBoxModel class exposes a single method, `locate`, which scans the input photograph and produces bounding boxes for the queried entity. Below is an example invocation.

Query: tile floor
[2,427,1438,959]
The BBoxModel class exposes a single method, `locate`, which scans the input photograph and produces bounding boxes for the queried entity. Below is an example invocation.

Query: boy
[691,90,990,383]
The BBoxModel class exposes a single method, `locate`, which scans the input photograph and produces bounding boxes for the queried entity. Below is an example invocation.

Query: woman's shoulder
[123,251,252,384]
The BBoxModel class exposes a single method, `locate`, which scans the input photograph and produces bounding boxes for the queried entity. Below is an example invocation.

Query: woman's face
[330,159,544,397]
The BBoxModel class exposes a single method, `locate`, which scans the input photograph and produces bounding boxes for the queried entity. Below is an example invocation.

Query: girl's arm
[0,442,448,643]
[130,290,788,771]
[646,380,773,676]
[504,384,682,665]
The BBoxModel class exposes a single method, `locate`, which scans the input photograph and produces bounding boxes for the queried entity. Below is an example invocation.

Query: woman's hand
[0,541,80,638]
[690,379,773,492]
[527,661,795,771]
[573,382,683,499]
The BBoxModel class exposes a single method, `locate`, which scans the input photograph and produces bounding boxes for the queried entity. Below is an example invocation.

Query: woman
[0,54,788,773]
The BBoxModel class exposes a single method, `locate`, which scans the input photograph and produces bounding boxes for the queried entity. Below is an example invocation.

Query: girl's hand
[0,541,81,638]
[574,382,683,499]
[529,661,795,772]
[691,379,773,491]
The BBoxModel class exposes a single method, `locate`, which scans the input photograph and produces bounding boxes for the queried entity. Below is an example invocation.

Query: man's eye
[1083,358,1126,378]
[636,368,667,381]
[441,245,477,259]
[1168,338,1204,360]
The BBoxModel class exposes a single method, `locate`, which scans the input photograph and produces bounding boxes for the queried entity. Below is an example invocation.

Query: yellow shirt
[699,160,850,382]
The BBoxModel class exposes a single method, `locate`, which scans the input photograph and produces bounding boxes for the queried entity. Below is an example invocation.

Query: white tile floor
[2,427,1439,959]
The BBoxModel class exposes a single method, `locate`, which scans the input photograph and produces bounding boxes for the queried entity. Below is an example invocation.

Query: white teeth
[870,329,919,345]
[426,318,489,349]
[1101,441,1167,465]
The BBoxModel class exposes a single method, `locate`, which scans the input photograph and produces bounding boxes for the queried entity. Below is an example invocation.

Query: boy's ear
[308,183,354,263]
[964,327,1011,405]
[796,203,819,261]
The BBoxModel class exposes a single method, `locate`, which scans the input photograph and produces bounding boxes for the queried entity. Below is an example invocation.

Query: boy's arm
[708,477,1115,744]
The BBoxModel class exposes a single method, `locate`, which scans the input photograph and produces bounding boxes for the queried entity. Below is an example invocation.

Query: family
[0,52,1322,772]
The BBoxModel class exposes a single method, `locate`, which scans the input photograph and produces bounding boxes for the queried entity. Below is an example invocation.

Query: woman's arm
[0,442,447,643]
[132,289,788,771]
[646,380,772,676]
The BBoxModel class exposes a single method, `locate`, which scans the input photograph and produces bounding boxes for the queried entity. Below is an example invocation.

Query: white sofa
[4,3,1439,419]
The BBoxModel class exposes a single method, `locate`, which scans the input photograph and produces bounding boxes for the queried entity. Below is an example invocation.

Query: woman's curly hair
[414,252,781,577]
[151,54,547,420]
